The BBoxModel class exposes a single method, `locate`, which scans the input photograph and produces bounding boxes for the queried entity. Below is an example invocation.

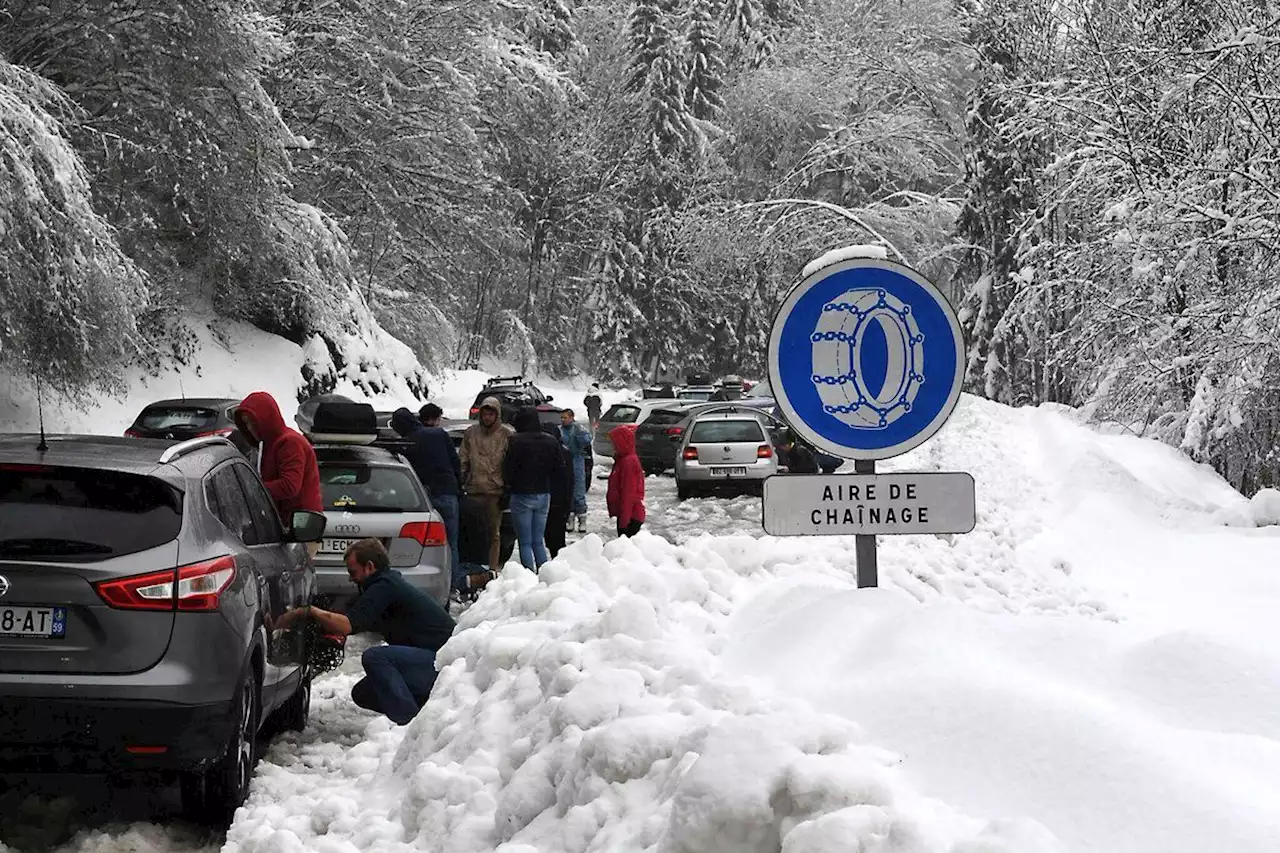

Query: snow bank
[228,536,1063,853]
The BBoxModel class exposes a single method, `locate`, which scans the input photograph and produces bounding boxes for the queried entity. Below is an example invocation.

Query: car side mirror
[545,394,554,401]
[289,510,327,543]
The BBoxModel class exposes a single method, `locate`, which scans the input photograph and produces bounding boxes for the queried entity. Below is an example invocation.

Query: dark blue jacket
[391,408,461,497]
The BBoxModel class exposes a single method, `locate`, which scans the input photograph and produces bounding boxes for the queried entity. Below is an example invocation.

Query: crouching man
[282,538,455,725]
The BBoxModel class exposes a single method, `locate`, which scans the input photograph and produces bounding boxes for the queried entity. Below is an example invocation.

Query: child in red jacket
[606,425,646,537]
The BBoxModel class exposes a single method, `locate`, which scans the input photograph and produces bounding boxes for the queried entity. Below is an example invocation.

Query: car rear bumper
[312,563,449,607]
[676,461,776,482]
[0,695,233,773]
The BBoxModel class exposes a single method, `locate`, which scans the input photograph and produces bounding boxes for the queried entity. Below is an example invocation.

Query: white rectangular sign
[762,472,976,536]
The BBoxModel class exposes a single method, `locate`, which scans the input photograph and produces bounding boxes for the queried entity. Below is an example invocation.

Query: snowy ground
[4,344,1280,852]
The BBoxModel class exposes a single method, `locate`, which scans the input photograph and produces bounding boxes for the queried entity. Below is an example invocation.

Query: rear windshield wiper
[0,538,115,556]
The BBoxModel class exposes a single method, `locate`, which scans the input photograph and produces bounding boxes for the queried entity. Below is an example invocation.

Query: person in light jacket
[559,409,592,532]
[459,396,514,571]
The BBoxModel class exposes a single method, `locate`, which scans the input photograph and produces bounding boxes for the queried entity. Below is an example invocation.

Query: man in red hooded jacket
[606,424,646,537]
[234,392,324,538]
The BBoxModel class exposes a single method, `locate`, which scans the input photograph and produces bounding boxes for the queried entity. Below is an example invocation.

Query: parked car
[0,433,325,823]
[592,399,683,458]
[300,401,450,610]
[633,402,708,475]
[676,385,718,401]
[468,375,557,423]
[125,398,252,455]
[673,407,786,499]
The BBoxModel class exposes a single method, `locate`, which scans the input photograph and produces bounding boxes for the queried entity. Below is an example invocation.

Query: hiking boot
[576,514,587,533]
[466,569,495,591]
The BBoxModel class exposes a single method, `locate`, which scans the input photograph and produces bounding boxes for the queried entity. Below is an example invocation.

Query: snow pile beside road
[228,534,1064,853]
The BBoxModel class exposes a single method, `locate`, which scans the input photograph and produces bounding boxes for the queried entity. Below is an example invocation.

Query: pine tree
[685,0,725,121]
[626,0,690,159]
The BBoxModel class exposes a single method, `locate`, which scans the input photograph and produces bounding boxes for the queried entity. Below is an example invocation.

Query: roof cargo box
[303,400,378,445]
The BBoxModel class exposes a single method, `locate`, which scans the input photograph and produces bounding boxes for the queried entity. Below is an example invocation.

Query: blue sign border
[767,257,966,460]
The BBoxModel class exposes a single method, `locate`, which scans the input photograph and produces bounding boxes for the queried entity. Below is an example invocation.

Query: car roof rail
[158,435,236,464]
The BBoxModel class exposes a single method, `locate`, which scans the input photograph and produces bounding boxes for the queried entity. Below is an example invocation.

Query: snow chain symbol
[809,287,925,430]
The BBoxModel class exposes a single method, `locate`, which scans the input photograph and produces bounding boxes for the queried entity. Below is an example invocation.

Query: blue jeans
[509,492,550,570]
[570,458,588,516]
[433,493,462,590]
[351,644,439,725]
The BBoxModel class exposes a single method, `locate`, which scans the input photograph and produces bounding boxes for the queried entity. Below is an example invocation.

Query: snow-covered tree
[0,62,148,394]
[685,0,726,121]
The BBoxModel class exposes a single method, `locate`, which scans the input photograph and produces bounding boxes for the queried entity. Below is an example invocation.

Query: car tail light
[94,555,237,612]
[124,428,144,438]
[126,745,169,755]
[666,426,684,442]
[0,463,52,473]
[757,445,773,459]
[400,521,447,546]
[469,407,480,417]
[195,427,235,438]
[682,447,699,460]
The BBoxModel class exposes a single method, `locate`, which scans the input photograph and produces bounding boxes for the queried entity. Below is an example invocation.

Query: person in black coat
[541,423,575,558]
[502,407,564,570]
[391,406,463,588]
[778,432,820,474]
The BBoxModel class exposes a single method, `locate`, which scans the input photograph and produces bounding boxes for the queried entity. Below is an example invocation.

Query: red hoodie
[234,391,323,518]
[606,424,646,528]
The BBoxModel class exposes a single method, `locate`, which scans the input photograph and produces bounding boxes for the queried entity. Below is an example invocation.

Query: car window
[232,464,283,543]
[319,463,426,512]
[211,465,258,545]
[690,420,766,444]
[645,409,689,426]
[0,465,182,562]
[603,405,640,423]
[137,406,220,430]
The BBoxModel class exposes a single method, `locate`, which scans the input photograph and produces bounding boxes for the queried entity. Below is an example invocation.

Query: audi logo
[332,524,361,535]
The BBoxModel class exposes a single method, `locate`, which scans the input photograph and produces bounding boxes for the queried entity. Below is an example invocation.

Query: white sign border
[767,257,966,461]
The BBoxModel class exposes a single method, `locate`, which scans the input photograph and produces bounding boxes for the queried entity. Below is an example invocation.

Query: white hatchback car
[674,410,783,499]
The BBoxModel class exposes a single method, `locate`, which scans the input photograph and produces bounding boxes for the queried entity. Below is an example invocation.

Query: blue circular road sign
[767,257,966,460]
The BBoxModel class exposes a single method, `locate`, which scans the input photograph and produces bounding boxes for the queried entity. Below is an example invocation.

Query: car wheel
[276,665,311,733]
[676,483,692,501]
[181,668,261,825]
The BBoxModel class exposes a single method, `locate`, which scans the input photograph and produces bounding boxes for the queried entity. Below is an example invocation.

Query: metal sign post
[854,459,877,588]
[764,254,971,587]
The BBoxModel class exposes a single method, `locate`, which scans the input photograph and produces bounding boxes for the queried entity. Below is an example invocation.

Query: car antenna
[35,373,49,453]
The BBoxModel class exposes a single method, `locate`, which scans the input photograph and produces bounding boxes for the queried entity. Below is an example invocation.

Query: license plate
[640,433,655,442]
[710,467,748,477]
[320,538,358,554]
[0,606,67,639]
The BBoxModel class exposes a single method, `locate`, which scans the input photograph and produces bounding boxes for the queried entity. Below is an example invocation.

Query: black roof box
[299,399,378,445]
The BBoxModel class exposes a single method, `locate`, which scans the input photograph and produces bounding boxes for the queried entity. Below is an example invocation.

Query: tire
[275,666,311,733]
[181,668,261,826]
[676,483,692,501]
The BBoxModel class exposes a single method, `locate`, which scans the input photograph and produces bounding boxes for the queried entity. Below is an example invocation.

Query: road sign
[767,257,966,461]
[762,472,976,536]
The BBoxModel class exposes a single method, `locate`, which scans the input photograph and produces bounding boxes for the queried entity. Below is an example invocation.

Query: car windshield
[690,420,766,444]
[137,407,220,430]
[319,464,426,512]
[0,465,183,561]
[603,405,640,423]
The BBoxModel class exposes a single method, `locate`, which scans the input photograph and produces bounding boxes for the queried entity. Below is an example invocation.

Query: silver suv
[0,433,325,824]
[674,409,784,499]
[312,443,450,609]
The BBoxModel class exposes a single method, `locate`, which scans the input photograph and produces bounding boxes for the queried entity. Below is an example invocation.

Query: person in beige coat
[460,396,515,571]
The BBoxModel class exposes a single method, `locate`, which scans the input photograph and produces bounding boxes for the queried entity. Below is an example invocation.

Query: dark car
[468,375,562,425]
[125,398,252,455]
[633,403,705,475]
[0,433,326,824]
